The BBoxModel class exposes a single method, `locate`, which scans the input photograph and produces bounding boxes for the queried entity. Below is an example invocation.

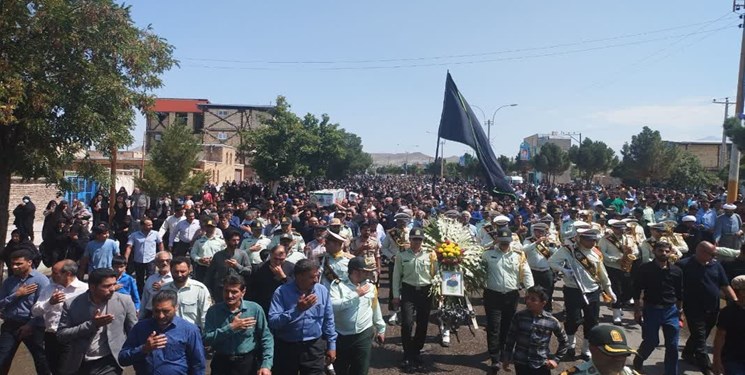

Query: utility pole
[728,0,745,203]
[560,131,583,146]
[713,97,733,169]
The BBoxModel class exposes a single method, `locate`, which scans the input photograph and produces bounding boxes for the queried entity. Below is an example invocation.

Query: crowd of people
[1,175,745,375]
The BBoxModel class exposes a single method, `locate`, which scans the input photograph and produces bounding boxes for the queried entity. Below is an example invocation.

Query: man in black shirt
[631,242,683,375]
[722,248,745,283]
[247,244,294,315]
[677,241,738,375]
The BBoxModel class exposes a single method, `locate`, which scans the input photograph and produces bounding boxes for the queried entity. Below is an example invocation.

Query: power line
[180,24,737,72]
[180,14,735,66]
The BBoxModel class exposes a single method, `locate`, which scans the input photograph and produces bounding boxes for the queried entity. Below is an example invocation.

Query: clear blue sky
[128,0,742,158]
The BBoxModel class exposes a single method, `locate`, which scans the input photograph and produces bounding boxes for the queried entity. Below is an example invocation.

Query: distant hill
[371,152,460,166]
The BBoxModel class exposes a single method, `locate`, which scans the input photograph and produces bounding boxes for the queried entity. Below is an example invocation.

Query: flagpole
[432,136,441,195]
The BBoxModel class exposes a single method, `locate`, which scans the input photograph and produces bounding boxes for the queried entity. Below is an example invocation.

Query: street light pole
[486,104,518,141]
[713,97,733,169]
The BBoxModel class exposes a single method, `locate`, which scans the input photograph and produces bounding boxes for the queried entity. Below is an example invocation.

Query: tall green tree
[533,143,570,184]
[135,122,209,199]
[611,126,678,185]
[568,138,618,181]
[667,151,718,191]
[0,1,176,243]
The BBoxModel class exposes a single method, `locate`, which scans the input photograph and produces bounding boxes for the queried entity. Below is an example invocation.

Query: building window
[175,112,188,126]
[193,113,204,134]
[154,134,162,141]
[217,110,230,117]
[217,132,228,142]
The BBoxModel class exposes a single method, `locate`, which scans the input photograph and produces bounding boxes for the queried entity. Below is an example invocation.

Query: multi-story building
[522,132,573,183]
[145,98,274,181]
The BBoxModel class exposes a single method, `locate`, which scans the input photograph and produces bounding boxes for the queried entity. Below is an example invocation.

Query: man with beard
[161,257,211,331]
[714,203,744,249]
[676,215,703,258]
[269,217,305,256]
[0,249,51,374]
[350,222,382,284]
[248,245,294,315]
[204,231,251,303]
[32,260,88,375]
[119,290,206,375]
[304,225,328,263]
[204,275,273,375]
[57,268,138,375]
[559,325,639,375]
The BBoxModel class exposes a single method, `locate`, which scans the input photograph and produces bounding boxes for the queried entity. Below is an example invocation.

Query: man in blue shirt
[0,249,51,374]
[269,259,337,375]
[119,289,205,375]
[79,223,120,279]
[125,218,163,294]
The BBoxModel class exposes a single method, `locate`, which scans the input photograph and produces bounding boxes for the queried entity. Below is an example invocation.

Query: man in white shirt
[158,204,184,242]
[139,251,173,319]
[169,209,201,257]
[32,260,88,375]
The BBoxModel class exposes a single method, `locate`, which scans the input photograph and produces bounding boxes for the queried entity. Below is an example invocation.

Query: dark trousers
[211,352,256,375]
[515,363,551,375]
[274,338,326,375]
[563,287,600,335]
[683,309,719,371]
[483,289,519,363]
[45,331,71,375]
[0,320,50,375]
[400,283,432,361]
[531,269,554,311]
[77,355,122,375]
[607,267,632,308]
[172,242,190,257]
[387,261,396,311]
[133,261,155,296]
[336,327,374,375]
[637,305,680,375]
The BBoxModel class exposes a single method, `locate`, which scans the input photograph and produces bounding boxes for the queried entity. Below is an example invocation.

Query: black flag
[437,72,514,195]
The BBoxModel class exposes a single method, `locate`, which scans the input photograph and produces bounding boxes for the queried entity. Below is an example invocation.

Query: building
[522,132,573,183]
[666,141,732,172]
[146,98,273,160]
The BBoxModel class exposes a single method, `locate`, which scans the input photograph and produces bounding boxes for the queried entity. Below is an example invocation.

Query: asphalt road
[5,267,713,375]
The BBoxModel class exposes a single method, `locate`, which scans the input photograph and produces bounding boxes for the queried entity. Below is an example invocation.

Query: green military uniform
[392,228,437,369]
[269,231,305,262]
[561,325,640,375]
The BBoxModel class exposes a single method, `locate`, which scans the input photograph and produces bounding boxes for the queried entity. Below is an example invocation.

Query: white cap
[723,203,737,210]
[493,215,510,224]
[577,228,601,240]
[532,223,549,231]
[681,215,697,223]
[607,219,626,227]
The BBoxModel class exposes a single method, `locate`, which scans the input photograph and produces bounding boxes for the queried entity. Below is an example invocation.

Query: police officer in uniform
[549,228,616,361]
[381,212,411,325]
[522,223,558,311]
[483,228,534,372]
[269,217,305,257]
[391,228,437,373]
[319,230,354,289]
[560,325,640,375]
[639,222,688,264]
[598,219,640,325]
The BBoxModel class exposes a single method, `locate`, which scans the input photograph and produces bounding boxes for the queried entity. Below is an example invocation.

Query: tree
[461,153,482,179]
[667,151,718,191]
[568,138,618,181]
[249,96,372,184]
[612,126,678,185]
[248,96,312,186]
[533,143,570,184]
[497,155,516,174]
[135,122,209,199]
[0,1,176,243]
